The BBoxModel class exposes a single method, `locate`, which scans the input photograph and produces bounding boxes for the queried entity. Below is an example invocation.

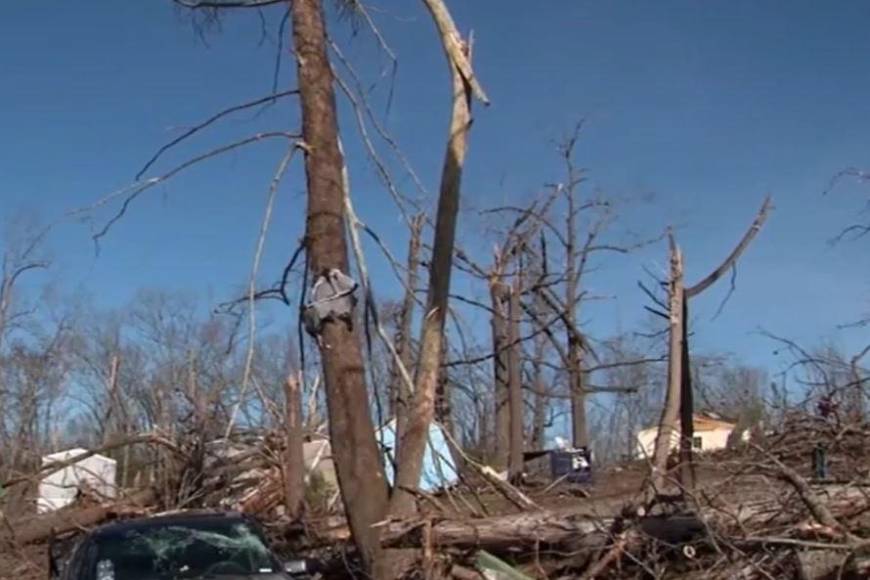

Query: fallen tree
[381,481,869,552]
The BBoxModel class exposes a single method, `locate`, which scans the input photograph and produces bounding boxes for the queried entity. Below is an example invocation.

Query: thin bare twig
[224,145,298,438]
[70,132,299,247]
[135,89,299,179]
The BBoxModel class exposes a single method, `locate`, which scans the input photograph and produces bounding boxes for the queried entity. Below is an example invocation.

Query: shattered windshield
[90,520,276,579]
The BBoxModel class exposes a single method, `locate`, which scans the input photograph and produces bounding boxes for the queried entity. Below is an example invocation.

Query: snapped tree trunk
[671,195,772,488]
[282,375,305,521]
[389,7,474,520]
[490,277,511,470]
[651,240,684,489]
[507,280,524,480]
[290,0,389,569]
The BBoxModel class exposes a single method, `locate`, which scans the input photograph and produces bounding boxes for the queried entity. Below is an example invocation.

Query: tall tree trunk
[490,277,511,470]
[569,344,588,449]
[282,375,305,521]
[390,213,424,420]
[564,185,589,450]
[507,280,524,480]
[651,240,684,489]
[290,0,389,569]
[529,261,548,450]
[390,22,473,520]
[678,294,695,490]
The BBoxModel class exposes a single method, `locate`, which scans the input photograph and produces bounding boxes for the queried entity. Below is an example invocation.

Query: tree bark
[490,277,511,470]
[282,375,305,521]
[651,240,684,489]
[507,280,524,480]
[290,0,389,570]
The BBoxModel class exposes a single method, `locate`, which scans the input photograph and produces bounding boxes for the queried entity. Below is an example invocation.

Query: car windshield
[89,519,276,579]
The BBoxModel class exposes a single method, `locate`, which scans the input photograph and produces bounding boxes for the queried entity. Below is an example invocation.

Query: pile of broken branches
[381,414,870,579]
[3,413,869,580]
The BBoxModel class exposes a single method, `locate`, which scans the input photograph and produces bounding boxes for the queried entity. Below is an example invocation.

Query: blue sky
[1,1,868,381]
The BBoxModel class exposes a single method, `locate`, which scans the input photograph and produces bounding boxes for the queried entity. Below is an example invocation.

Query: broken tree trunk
[291,0,389,570]
[282,374,305,521]
[390,0,479,521]
[674,195,773,490]
[651,237,684,490]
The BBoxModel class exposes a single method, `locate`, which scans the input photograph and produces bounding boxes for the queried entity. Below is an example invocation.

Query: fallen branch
[2,488,155,545]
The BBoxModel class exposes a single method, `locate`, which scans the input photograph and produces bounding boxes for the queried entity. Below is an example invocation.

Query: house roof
[639,412,737,434]
[694,417,736,431]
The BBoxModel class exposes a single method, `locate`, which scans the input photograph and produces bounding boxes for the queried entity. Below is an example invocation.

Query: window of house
[692,436,703,450]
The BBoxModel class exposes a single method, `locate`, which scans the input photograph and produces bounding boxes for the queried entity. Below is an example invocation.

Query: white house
[636,412,747,459]
[37,449,117,513]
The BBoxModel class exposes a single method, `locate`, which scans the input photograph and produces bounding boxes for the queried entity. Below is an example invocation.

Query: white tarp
[376,420,459,491]
[37,448,117,513]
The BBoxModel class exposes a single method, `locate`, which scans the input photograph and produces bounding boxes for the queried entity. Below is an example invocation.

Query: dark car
[50,511,311,580]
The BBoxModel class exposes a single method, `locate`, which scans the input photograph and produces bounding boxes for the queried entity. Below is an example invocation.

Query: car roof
[92,510,253,538]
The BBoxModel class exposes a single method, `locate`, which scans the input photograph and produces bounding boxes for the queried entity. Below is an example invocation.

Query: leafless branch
[135,89,299,180]
[685,195,773,298]
[173,0,287,8]
[70,132,300,247]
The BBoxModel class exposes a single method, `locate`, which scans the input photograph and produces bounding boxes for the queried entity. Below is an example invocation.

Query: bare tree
[650,196,772,490]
